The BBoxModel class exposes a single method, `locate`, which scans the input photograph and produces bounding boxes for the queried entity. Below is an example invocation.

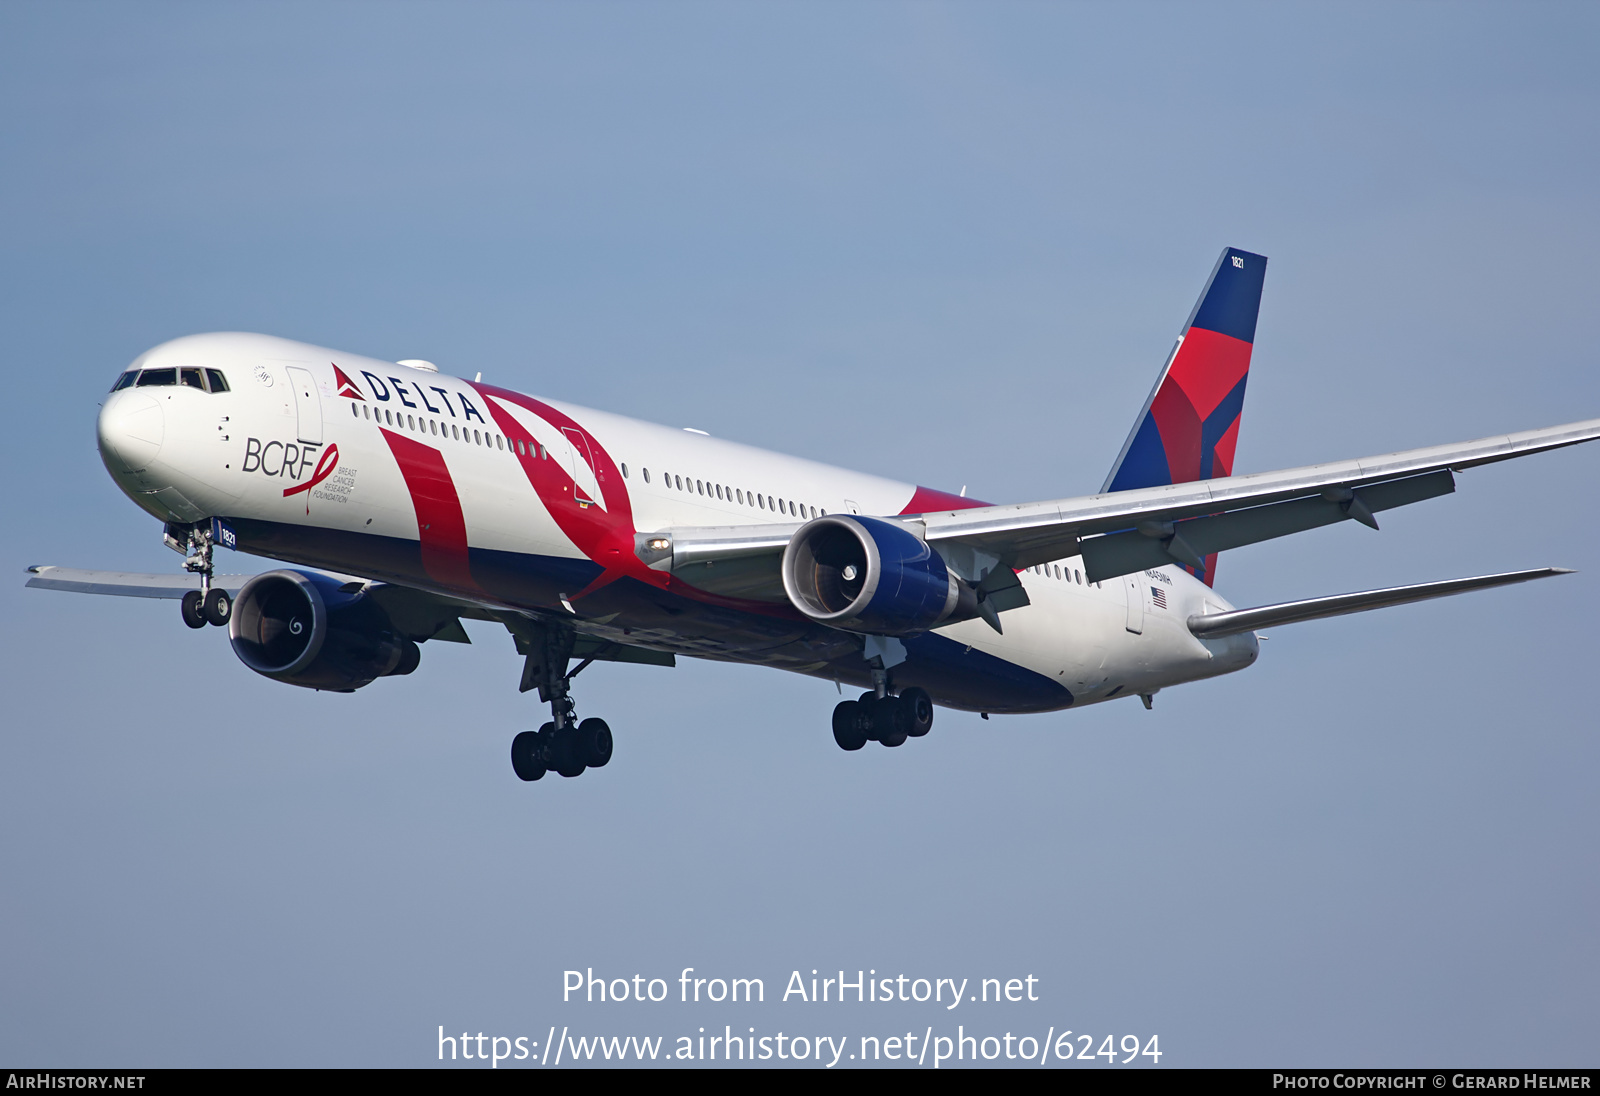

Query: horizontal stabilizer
[1187,567,1573,639]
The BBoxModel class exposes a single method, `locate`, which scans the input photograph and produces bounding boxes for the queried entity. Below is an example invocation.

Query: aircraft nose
[98,391,164,473]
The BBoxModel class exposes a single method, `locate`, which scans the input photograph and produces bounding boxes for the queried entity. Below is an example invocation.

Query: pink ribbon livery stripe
[282,444,340,514]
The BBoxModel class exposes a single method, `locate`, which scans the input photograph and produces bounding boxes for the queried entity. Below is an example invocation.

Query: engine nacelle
[781,515,977,635]
[228,569,420,691]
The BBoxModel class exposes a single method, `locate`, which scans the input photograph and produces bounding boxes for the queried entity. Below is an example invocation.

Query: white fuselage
[96,332,1258,712]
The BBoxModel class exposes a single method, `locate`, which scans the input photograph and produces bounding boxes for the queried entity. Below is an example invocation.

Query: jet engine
[780,515,978,635]
[228,569,420,691]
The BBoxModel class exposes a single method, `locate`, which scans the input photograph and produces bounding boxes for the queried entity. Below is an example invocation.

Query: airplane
[26,247,1599,782]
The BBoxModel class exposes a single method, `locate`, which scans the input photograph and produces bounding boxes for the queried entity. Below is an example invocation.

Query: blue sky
[2,1,1597,1067]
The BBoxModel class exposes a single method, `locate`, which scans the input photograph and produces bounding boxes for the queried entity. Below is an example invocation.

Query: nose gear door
[287,366,322,444]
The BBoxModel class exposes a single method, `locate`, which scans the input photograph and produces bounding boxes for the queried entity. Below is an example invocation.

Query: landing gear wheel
[900,687,934,737]
[578,718,613,768]
[551,726,587,778]
[202,588,232,627]
[865,693,910,747]
[832,701,867,751]
[511,730,546,781]
[180,590,206,629]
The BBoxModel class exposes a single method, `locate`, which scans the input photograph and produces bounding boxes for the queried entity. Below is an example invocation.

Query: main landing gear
[507,619,614,782]
[832,686,934,751]
[167,521,231,630]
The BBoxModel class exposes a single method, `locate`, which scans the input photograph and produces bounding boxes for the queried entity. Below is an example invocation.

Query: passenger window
[715,484,723,500]
[757,495,765,510]
[675,475,683,490]
[136,368,176,387]
[474,430,481,444]
[620,463,628,478]
[351,403,359,418]
[643,468,650,483]
[697,480,704,495]
[180,368,204,390]
[111,371,137,392]
[205,369,229,392]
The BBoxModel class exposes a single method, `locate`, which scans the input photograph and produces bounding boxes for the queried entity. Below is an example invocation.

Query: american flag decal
[1151,586,1168,609]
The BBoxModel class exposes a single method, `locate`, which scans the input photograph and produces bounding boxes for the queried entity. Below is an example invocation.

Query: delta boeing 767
[28,249,1599,781]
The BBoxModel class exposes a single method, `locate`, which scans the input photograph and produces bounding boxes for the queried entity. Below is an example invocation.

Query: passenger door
[1123,573,1145,634]
[286,366,322,444]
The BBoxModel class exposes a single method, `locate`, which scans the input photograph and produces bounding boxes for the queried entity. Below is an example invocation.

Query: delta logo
[334,363,365,400]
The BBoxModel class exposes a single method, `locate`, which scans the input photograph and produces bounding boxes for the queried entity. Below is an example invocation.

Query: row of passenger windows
[354,400,518,451]
[633,466,821,519]
[111,368,230,394]
[352,400,820,518]
[1028,562,1095,587]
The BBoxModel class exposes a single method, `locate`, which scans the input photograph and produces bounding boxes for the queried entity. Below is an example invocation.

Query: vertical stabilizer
[1101,246,1267,585]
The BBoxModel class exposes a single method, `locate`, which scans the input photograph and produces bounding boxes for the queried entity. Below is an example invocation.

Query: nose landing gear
[507,619,615,782]
[167,521,231,629]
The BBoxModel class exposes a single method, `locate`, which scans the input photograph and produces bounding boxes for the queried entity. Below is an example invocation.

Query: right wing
[24,566,674,666]
[24,565,255,599]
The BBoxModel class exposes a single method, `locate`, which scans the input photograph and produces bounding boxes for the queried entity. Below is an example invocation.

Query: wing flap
[1081,470,1456,583]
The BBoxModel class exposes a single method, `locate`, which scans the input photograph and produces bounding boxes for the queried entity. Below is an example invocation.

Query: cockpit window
[121,367,230,392]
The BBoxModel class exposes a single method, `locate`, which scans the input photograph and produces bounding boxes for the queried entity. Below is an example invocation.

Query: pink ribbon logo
[283,444,339,514]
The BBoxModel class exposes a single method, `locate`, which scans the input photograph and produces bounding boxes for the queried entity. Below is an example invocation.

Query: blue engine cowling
[781,515,977,635]
[228,569,420,692]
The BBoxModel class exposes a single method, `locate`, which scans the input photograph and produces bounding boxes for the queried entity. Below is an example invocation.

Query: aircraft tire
[551,727,587,778]
[180,590,206,629]
[578,718,613,768]
[900,687,934,737]
[863,693,911,744]
[202,588,232,627]
[511,731,546,782]
[831,701,867,751]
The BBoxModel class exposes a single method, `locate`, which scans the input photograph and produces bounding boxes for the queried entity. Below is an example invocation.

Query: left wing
[921,416,1600,583]
[636,416,1600,594]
